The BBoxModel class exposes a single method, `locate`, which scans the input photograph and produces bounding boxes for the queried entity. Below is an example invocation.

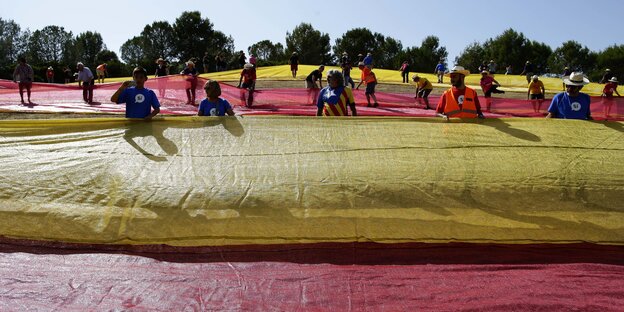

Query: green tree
[0,18,28,68]
[595,45,624,81]
[481,29,532,74]
[333,28,379,66]
[285,23,331,65]
[172,11,215,63]
[548,40,596,75]
[412,36,447,72]
[120,36,145,67]
[141,21,175,64]
[74,31,106,69]
[455,42,485,73]
[249,40,285,65]
[27,26,73,64]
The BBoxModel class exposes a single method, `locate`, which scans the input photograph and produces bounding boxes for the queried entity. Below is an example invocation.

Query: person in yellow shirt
[527,75,546,113]
[412,75,433,109]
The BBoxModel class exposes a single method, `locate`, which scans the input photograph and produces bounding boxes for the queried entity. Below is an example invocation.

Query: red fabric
[0,78,622,120]
[1,239,623,310]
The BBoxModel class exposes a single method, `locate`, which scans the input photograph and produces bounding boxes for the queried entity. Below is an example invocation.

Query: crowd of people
[10,52,621,120]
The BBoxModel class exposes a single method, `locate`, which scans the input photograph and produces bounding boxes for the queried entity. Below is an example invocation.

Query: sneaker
[373,103,379,108]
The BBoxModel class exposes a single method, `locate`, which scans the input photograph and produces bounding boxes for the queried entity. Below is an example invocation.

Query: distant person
[238,51,246,69]
[154,58,169,98]
[436,66,484,119]
[488,60,497,74]
[480,70,505,112]
[289,52,299,78]
[561,66,572,90]
[399,61,410,83]
[305,65,324,104]
[215,52,226,72]
[46,66,54,83]
[237,63,256,107]
[434,61,446,83]
[96,63,107,83]
[340,52,354,88]
[599,68,614,84]
[505,64,512,75]
[519,61,534,84]
[355,62,379,107]
[356,53,364,65]
[63,66,72,84]
[202,52,210,73]
[527,75,546,113]
[249,53,257,68]
[363,52,373,68]
[412,75,433,110]
[180,60,199,105]
[198,80,235,116]
[316,69,357,116]
[546,72,591,120]
[110,66,160,120]
[602,77,620,119]
[12,57,34,104]
[77,62,95,104]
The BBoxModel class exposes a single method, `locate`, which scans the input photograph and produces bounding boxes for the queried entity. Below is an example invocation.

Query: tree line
[1,12,622,83]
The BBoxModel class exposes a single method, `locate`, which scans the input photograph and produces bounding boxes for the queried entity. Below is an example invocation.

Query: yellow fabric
[1,117,622,246]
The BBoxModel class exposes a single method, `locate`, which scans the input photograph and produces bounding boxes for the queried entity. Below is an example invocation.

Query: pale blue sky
[3,0,622,63]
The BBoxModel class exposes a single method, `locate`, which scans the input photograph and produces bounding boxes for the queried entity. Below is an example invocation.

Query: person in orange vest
[96,63,107,83]
[355,61,379,107]
[436,65,485,119]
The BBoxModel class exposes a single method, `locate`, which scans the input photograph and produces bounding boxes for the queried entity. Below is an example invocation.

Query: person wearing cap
[519,61,534,84]
[289,52,299,78]
[488,60,497,74]
[198,80,234,116]
[76,62,95,104]
[110,67,160,120]
[12,57,34,104]
[436,65,484,119]
[412,75,433,109]
[546,72,592,120]
[356,62,379,107]
[602,77,620,119]
[316,69,357,117]
[180,60,199,105]
[480,70,505,111]
[599,69,614,84]
[96,63,107,83]
[434,60,446,83]
[561,66,572,91]
[340,52,354,88]
[154,58,169,98]
[399,61,410,84]
[363,52,373,68]
[238,63,257,107]
[46,66,55,83]
[527,75,546,113]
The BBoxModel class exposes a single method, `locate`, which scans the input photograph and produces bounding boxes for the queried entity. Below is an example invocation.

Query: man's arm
[145,107,159,120]
[110,81,132,103]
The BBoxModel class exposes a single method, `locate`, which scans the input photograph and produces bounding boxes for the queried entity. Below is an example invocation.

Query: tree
[285,23,331,65]
[74,31,106,68]
[248,40,285,64]
[455,42,485,73]
[409,36,447,72]
[481,29,532,74]
[0,18,28,65]
[333,28,379,65]
[140,21,175,64]
[595,45,624,81]
[120,36,145,67]
[172,11,215,63]
[548,40,596,74]
[27,26,73,64]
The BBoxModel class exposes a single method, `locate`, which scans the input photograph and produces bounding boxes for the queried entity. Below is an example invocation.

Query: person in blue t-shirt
[546,72,592,120]
[198,80,235,116]
[110,67,160,119]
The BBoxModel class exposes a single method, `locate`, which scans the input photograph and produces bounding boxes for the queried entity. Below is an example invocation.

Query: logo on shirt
[570,101,581,111]
[457,95,465,105]
[134,93,145,104]
[210,108,218,116]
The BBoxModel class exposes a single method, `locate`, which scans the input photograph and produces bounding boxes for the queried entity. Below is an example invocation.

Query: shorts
[18,81,32,90]
[291,64,298,71]
[305,80,318,89]
[96,69,105,77]
[365,82,377,95]
[242,81,254,89]
[418,88,432,98]
[530,93,544,100]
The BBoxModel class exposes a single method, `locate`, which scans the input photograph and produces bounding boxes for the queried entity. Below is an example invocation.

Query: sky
[2,0,623,64]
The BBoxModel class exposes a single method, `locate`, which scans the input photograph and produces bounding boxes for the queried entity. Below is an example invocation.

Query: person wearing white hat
[527,75,546,113]
[46,66,55,83]
[546,72,591,120]
[180,60,199,105]
[238,63,257,107]
[599,68,614,84]
[601,77,620,119]
[435,65,484,119]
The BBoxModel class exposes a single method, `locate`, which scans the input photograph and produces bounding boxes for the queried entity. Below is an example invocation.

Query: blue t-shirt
[117,87,160,118]
[198,98,232,116]
[363,55,373,66]
[547,92,591,120]
[435,64,446,72]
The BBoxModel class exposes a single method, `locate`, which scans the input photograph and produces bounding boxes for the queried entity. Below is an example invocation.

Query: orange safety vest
[442,87,479,118]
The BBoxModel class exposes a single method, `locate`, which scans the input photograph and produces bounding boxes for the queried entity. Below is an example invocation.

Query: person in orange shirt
[436,65,484,119]
[355,62,379,107]
[527,75,546,113]
[96,63,107,83]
